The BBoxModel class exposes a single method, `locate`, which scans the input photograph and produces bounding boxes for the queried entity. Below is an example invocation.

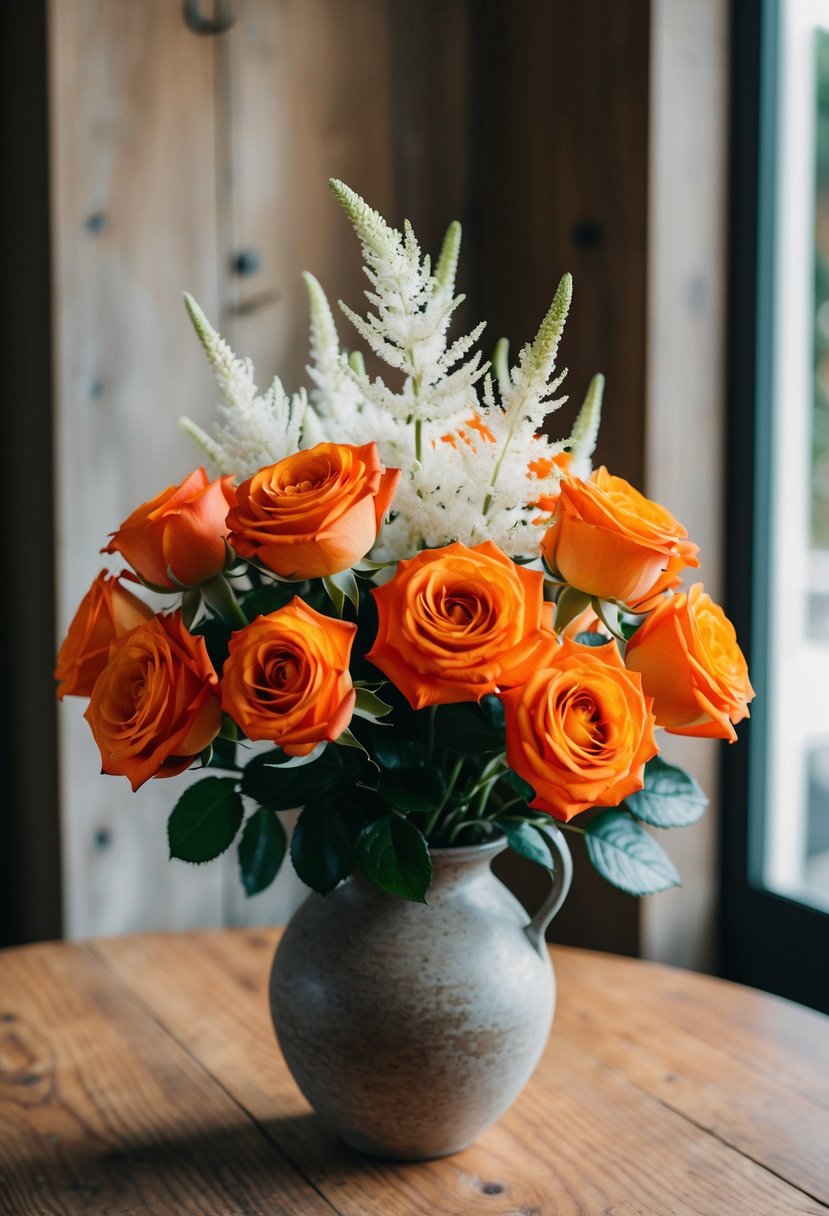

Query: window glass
[760,0,829,912]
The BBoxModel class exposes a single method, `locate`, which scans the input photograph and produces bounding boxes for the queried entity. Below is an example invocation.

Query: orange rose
[220,597,356,756]
[627,539,701,614]
[227,442,400,579]
[500,638,658,821]
[366,540,558,710]
[624,583,754,740]
[55,572,153,699]
[104,468,235,589]
[540,467,691,605]
[84,612,221,790]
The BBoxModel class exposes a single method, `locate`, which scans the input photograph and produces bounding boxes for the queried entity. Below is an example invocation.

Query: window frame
[722,0,829,1013]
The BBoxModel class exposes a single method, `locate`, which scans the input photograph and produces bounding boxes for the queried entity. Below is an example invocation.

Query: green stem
[201,574,248,629]
[425,705,437,766]
[488,794,529,817]
[447,817,497,845]
[423,755,464,838]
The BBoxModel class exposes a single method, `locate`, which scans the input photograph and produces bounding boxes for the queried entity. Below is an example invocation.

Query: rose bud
[541,467,692,606]
[625,583,754,740]
[104,468,236,589]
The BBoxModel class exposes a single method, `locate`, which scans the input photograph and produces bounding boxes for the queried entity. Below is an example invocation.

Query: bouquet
[56,182,754,905]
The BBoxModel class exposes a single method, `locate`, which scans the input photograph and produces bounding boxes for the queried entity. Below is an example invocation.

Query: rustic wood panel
[89,929,829,1215]
[49,0,226,937]
[479,0,652,958]
[218,0,397,393]
[641,0,730,971]
[215,0,474,928]
[0,940,330,1214]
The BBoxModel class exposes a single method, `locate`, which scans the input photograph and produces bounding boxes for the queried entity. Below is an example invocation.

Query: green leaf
[585,810,681,896]
[168,777,244,864]
[181,587,202,631]
[625,756,709,828]
[370,735,427,770]
[353,687,394,722]
[505,769,536,804]
[592,597,623,640]
[322,574,344,616]
[327,567,361,612]
[554,586,592,632]
[334,726,378,767]
[437,702,505,755]
[207,734,240,772]
[498,821,555,872]
[290,800,366,894]
[241,747,342,810]
[238,808,287,896]
[241,581,300,619]
[358,816,432,903]
[377,766,446,813]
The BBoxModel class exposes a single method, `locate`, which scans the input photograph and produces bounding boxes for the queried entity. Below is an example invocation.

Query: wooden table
[1,930,828,1215]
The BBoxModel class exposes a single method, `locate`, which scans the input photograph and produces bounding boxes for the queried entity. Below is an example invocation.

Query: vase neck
[424,838,507,887]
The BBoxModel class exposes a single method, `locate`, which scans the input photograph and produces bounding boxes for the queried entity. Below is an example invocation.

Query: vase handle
[524,823,573,958]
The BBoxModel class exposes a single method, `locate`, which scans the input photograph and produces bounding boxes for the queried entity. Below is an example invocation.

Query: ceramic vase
[269,827,572,1160]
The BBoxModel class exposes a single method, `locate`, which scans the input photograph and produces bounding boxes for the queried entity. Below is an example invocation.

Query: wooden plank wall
[49,0,724,960]
[481,0,652,956]
[50,0,475,937]
[50,0,227,937]
[642,0,730,971]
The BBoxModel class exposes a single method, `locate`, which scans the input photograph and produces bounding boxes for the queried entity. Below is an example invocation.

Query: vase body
[269,835,570,1159]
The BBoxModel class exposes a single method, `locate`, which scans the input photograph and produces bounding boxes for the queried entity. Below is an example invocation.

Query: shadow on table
[21,1112,350,1211]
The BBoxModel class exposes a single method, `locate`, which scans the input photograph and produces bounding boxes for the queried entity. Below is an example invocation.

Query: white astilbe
[180,293,307,479]
[567,373,605,479]
[181,184,605,563]
[302,271,404,459]
[330,180,487,441]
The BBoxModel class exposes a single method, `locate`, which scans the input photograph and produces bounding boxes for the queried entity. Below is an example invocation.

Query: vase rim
[428,835,507,862]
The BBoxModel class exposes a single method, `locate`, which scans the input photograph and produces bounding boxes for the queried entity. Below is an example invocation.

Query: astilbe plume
[181,181,604,561]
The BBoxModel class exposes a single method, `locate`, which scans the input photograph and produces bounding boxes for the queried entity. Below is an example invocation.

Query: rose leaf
[168,777,244,864]
[496,820,555,873]
[377,765,446,813]
[625,756,709,828]
[357,816,432,903]
[241,746,342,810]
[290,800,366,895]
[436,703,505,755]
[238,807,287,896]
[585,809,681,896]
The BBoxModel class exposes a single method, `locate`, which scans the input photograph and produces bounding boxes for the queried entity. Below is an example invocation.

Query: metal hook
[183,0,235,36]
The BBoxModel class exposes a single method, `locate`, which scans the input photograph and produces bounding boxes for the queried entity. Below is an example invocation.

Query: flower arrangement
[56,182,754,904]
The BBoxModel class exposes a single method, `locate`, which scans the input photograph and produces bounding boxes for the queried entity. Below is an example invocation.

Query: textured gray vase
[269,827,573,1160]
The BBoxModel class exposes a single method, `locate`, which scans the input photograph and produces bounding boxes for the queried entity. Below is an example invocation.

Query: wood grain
[49,0,227,939]
[0,940,332,1214]
[477,0,652,962]
[552,948,829,1205]
[641,0,730,973]
[88,930,829,1215]
[219,0,397,394]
